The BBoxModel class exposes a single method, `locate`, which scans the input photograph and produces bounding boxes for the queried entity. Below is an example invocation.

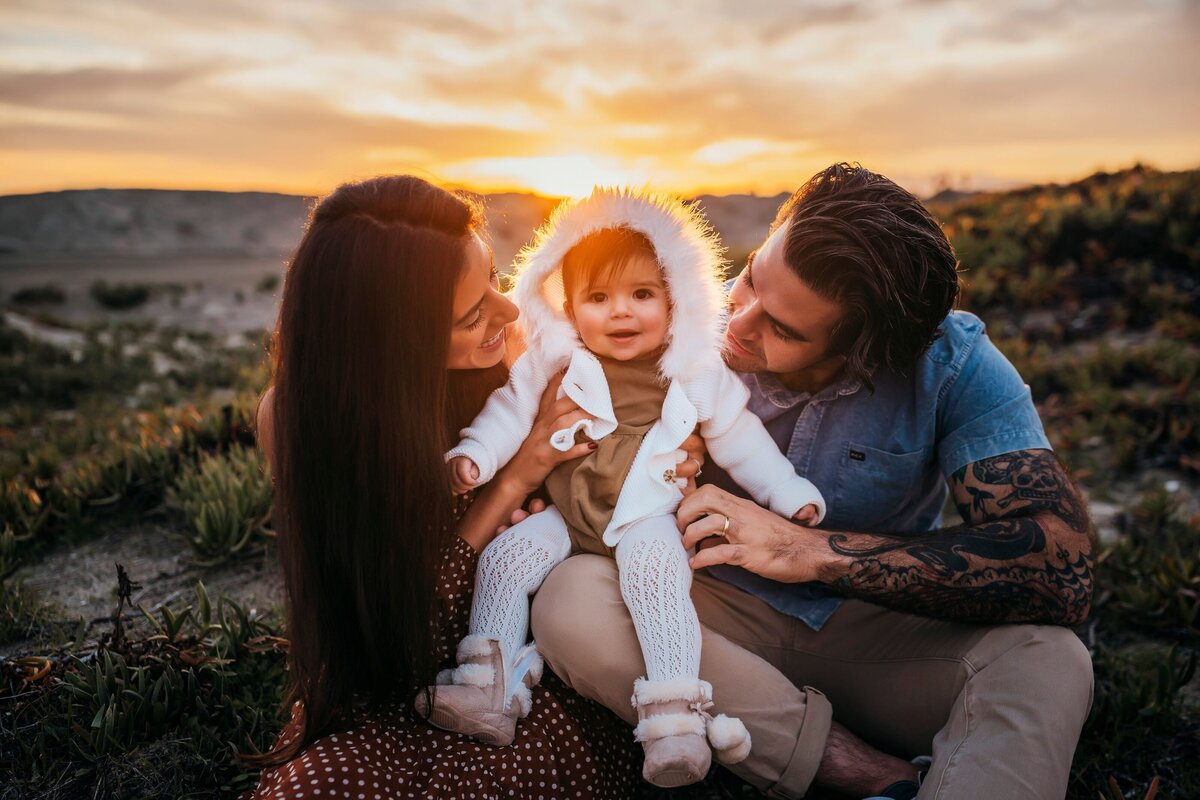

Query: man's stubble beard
[720,342,764,375]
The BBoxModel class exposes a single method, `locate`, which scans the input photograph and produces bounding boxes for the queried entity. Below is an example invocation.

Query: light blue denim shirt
[704,310,1052,630]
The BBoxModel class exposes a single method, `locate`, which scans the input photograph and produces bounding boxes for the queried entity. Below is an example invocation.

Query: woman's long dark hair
[252,176,495,767]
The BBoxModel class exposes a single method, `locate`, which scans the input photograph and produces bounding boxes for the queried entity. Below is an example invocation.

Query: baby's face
[565,253,670,361]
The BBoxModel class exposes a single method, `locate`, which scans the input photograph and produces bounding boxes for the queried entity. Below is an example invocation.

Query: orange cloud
[1,0,1196,196]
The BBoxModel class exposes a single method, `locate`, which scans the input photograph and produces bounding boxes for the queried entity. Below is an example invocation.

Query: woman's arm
[256,386,277,473]
[449,351,554,486]
[456,372,592,551]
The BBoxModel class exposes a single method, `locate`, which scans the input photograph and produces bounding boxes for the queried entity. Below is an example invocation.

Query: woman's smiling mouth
[479,329,505,350]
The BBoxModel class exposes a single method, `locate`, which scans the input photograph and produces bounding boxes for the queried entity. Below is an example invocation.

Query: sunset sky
[2,0,1197,198]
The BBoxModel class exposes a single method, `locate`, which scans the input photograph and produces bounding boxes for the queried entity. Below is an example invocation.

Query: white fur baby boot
[414,634,536,746]
[631,678,715,788]
[706,711,752,764]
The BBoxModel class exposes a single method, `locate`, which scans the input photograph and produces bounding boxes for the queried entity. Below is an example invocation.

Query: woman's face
[447,234,519,370]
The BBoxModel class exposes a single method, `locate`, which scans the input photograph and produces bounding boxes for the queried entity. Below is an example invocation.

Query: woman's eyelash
[466,306,486,330]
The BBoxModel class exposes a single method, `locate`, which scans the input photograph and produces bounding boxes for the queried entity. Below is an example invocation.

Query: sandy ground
[1,253,284,334]
[4,520,283,658]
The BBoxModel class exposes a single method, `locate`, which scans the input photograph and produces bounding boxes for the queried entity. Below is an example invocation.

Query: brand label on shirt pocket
[833,442,931,531]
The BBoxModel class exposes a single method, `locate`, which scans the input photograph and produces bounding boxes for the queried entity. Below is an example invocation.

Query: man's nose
[727,298,760,339]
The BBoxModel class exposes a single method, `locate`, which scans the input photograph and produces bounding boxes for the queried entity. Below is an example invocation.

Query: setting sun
[444,154,650,199]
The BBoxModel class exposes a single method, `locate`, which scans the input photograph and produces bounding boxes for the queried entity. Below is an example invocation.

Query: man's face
[723,219,848,378]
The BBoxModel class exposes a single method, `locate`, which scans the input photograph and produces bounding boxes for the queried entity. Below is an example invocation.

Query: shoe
[863,780,919,800]
[862,755,929,800]
[631,678,712,788]
[413,635,540,745]
[630,678,752,788]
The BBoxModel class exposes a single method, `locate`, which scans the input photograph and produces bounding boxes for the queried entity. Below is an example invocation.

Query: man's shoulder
[922,310,987,370]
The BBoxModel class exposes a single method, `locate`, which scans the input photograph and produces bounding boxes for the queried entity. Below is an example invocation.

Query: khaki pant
[531,555,1093,800]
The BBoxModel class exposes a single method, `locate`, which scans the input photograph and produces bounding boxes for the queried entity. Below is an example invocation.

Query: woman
[248,176,702,798]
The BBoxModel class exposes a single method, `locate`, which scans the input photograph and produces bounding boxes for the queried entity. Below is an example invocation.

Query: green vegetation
[90,280,151,310]
[1,165,1197,798]
[929,166,1200,800]
[0,321,266,571]
[255,274,280,293]
[0,580,288,799]
[10,283,66,305]
[167,445,274,565]
[931,164,1199,328]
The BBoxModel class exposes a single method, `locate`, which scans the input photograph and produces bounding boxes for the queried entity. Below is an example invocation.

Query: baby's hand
[449,456,481,495]
[792,503,820,527]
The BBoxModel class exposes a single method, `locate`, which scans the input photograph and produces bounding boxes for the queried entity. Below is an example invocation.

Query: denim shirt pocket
[832,442,931,531]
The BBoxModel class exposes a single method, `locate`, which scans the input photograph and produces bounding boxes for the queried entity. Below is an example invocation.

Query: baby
[417,189,825,788]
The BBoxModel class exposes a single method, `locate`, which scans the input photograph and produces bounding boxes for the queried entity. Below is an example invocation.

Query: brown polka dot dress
[247,535,641,799]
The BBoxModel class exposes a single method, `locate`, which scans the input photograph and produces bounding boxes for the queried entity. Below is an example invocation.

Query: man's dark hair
[772,162,960,390]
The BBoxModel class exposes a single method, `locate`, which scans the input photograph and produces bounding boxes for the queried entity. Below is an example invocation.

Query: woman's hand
[496,371,595,496]
[496,497,547,534]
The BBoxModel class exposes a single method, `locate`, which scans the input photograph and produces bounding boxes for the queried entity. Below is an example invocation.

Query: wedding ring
[686,456,703,478]
[720,515,730,535]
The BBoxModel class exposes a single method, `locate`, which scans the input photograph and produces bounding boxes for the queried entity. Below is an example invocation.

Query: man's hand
[678,484,833,582]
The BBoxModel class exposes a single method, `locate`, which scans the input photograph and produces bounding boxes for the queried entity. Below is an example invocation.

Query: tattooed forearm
[829,545,1094,624]
[824,450,1094,625]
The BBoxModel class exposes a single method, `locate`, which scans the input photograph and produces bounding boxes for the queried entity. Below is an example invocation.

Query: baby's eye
[588,293,607,303]
[634,289,654,300]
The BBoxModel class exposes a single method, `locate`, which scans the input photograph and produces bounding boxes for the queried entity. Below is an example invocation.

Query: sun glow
[443,154,650,198]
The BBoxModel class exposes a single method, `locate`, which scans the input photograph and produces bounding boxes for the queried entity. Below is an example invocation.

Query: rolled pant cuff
[770,685,832,799]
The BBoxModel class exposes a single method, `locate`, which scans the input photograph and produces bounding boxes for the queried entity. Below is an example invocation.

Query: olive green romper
[543,355,668,558]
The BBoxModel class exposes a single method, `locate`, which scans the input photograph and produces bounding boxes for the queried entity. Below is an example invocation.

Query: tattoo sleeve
[825,449,1094,625]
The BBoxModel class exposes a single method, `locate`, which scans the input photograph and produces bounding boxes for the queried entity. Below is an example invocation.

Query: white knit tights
[614,515,702,683]
[469,509,700,685]
[469,506,571,668]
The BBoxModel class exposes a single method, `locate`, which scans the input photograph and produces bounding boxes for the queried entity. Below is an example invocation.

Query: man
[530,163,1094,800]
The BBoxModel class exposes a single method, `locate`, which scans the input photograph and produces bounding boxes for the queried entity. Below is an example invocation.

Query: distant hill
[0,190,310,259]
[924,188,981,205]
[0,187,791,271]
[5,168,1193,284]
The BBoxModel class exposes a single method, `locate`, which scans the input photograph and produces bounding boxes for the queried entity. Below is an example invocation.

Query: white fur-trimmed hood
[511,188,728,383]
